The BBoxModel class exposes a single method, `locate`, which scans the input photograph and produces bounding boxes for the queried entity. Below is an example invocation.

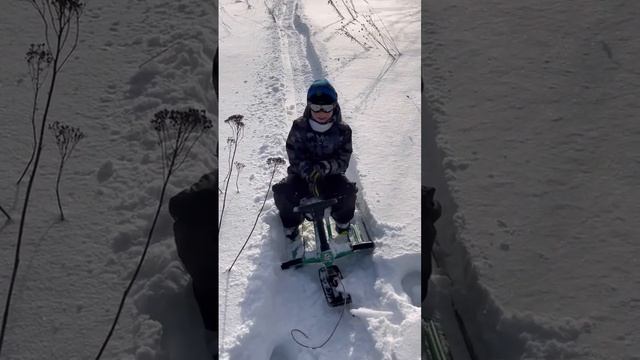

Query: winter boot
[335,222,350,236]
[285,226,304,259]
[285,226,300,240]
[332,221,351,253]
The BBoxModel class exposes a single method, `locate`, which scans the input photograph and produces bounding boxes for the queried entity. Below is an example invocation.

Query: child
[168,172,217,357]
[273,79,357,259]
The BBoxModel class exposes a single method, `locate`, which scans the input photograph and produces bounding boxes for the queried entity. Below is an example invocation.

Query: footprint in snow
[97,161,114,183]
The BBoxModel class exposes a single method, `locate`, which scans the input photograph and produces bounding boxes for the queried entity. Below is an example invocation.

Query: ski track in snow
[1,0,216,359]
[219,0,420,359]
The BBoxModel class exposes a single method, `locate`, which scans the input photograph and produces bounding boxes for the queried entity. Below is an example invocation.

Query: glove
[308,169,321,197]
[310,182,320,197]
[308,162,329,181]
[307,162,328,197]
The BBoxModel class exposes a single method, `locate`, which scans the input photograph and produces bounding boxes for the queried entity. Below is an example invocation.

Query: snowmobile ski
[319,265,351,307]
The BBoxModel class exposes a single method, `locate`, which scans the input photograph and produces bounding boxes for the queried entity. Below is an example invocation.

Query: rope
[226,164,279,272]
[290,271,348,349]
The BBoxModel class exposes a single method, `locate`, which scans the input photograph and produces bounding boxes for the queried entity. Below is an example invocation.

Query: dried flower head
[51,0,85,15]
[48,120,85,160]
[26,43,53,65]
[224,114,244,125]
[267,157,286,166]
[224,114,245,134]
[151,108,213,175]
[151,108,213,133]
[26,43,54,88]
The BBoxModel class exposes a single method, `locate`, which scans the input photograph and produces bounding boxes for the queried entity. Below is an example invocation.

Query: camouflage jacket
[286,104,352,180]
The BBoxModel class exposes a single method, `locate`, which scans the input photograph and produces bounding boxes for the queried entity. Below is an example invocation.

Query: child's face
[311,109,333,123]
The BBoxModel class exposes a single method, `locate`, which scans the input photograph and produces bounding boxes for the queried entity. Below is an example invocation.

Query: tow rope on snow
[290,276,349,349]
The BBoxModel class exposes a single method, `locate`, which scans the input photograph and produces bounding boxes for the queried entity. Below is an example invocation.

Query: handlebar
[293,198,338,214]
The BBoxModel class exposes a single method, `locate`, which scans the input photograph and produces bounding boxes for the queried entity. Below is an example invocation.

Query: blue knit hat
[307,79,337,105]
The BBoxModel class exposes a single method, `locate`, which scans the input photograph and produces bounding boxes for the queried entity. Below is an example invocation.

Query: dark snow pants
[169,173,217,332]
[272,174,357,228]
[421,186,442,302]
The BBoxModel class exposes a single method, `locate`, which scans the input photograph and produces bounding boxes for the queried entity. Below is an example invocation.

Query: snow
[423,1,640,359]
[0,0,216,359]
[6,0,632,358]
[218,0,420,359]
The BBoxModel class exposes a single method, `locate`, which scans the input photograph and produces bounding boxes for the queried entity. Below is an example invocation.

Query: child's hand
[308,162,328,196]
[308,161,330,180]
[308,169,322,197]
[310,182,321,197]
[309,169,321,183]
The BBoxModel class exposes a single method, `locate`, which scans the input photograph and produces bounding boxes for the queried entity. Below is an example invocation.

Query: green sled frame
[280,198,374,270]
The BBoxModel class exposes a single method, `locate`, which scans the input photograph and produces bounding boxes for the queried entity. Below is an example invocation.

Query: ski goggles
[308,103,335,112]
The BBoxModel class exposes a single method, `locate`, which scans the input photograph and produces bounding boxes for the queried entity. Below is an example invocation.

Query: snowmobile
[280,197,374,307]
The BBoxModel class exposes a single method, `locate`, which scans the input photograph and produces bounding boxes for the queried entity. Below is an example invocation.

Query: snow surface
[423,1,640,359]
[218,0,420,359]
[1,0,216,359]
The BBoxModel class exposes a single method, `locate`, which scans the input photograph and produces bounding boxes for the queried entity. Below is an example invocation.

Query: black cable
[226,162,280,272]
[290,272,348,349]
